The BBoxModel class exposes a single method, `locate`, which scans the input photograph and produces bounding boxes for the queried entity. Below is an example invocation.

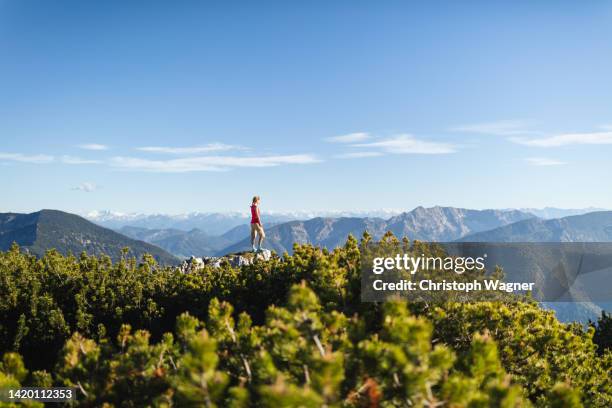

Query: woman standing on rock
[250,196,265,252]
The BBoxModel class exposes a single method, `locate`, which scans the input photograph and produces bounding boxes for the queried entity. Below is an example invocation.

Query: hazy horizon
[1,206,608,219]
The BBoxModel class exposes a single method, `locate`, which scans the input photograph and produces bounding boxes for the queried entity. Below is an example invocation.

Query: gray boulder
[180,249,272,273]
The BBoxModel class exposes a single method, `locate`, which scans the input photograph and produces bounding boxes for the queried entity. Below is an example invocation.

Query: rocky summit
[180,249,273,273]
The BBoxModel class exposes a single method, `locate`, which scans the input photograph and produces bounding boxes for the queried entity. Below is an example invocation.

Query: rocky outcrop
[179,249,272,273]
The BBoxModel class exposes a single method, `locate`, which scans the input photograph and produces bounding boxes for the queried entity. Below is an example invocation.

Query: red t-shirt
[250,204,260,224]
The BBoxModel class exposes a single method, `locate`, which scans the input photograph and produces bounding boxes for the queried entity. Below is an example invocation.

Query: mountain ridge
[89,206,604,235]
[86,209,404,235]
[0,210,178,264]
[219,206,535,255]
[118,226,231,258]
[459,211,612,242]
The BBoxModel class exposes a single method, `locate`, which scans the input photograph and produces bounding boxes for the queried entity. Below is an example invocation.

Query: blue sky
[1,1,612,214]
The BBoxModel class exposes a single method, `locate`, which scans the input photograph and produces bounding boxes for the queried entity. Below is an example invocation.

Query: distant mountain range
[5,206,612,259]
[221,206,535,255]
[518,207,607,219]
[87,211,257,235]
[85,207,606,236]
[102,207,612,257]
[0,210,178,264]
[460,211,612,242]
[118,226,232,258]
[85,209,404,235]
[5,207,612,323]
[7,207,612,261]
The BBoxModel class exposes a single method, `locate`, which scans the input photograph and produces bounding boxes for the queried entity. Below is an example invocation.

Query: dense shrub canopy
[0,236,610,407]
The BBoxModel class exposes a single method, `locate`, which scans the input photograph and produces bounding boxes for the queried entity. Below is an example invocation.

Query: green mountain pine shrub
[0,236,610,406]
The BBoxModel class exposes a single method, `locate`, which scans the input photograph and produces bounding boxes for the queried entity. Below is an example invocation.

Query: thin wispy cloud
[61,155,102,164]
[451,120,540,136]
[525,157,566,166]
[511,131,612,147]
[110,157,226,172]
[78,143,109,151]
[353,134,456,154]
[334,151,384,159]
[137,143,244,154]
[325,132,370,143]
[72,182,98,192]
[0,152,54,164]
[110,154,320,173]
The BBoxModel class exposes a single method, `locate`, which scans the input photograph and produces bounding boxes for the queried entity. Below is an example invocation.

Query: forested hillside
[0,210,177,264]
[0,234,610,407]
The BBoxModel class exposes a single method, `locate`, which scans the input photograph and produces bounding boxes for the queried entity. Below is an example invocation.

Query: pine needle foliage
[0,236,610,406]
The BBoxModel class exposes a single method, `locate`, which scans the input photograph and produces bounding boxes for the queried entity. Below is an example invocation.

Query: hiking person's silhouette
[250,196,265,252]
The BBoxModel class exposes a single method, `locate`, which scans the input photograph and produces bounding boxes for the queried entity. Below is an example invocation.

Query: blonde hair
[252,196,260,204]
